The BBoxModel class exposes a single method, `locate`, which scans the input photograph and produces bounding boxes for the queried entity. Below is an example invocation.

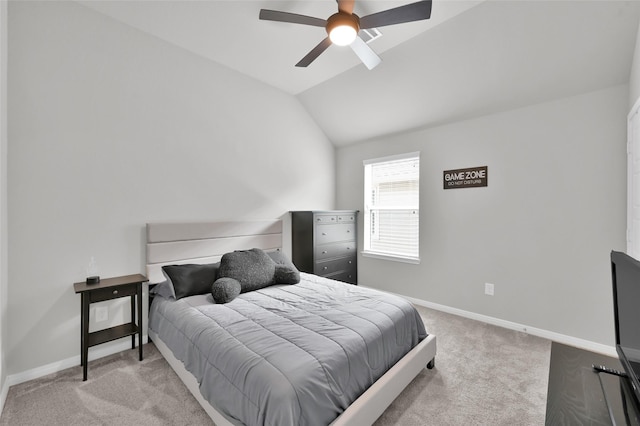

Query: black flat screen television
[611,251,640,405]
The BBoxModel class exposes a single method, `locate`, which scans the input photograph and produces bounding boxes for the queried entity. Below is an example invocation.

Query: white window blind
[363,152,420,263]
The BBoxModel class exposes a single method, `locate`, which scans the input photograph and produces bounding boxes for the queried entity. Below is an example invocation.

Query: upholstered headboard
[145,220,283,284]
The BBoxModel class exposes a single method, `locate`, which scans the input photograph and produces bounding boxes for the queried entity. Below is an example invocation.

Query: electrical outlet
[95,306,108,322]
[485,283,495,296]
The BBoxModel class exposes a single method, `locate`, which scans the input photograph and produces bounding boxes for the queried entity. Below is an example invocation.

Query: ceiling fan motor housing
[326,12,360,38]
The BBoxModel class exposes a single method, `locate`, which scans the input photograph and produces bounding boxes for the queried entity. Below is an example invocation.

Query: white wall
[337,86,628,347]
[6,1,335,375]
[0,0,7,399]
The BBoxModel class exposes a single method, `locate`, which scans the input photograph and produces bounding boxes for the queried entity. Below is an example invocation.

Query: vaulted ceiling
[80,0,640,146]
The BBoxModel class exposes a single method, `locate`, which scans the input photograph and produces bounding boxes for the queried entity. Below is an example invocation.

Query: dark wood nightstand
[74,273,148,381]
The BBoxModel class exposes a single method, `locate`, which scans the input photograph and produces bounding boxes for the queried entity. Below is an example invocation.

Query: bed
[146,220,436,426]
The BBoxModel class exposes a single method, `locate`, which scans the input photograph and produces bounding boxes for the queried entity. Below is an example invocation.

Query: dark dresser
[291,210,358,285]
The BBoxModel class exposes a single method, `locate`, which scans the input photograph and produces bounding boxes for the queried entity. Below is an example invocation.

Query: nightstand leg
[130,294,135,350]
[81,293,89,381]
[137,283,143,361]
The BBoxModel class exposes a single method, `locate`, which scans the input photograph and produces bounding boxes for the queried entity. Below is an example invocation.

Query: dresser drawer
[325,269,357,285]
[315,241,356,261]
[314,256,356,276]
[89,283,137,303]
[315,223,355,245]
[337,214,356,223]
[314,215,337,224]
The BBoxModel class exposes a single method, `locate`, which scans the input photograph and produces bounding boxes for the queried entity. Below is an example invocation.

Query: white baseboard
[4,334,149,389]
[362,286,618,358]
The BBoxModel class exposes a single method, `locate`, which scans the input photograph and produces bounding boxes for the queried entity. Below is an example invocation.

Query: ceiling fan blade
[338,0,355,15]
[296,37,333,67]
[350,36,381,70]
[259,9,327,27]
[359,0,432,29]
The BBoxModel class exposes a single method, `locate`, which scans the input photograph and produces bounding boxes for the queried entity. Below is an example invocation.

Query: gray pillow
[218,248,276,293]
[150,279,175,299]
[161,263,220,299]
[274,265,301,284]
[211,277,241,304]
[267,251,301,284]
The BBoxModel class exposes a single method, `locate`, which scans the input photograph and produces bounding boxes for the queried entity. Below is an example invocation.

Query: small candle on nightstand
[85,256,100,284]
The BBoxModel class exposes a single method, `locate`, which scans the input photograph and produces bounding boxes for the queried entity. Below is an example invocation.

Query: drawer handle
[113,290,118,295]
[323,266,328,270]
[346,230,350,233]
[322,232,327,236]
[322,251,328,254]
[346,247,351,250]
[348,261,352,264]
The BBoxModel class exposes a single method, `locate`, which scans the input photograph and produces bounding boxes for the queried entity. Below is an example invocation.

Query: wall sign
[443,166,488,190]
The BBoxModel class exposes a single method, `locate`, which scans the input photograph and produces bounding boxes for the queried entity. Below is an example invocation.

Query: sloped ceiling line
[79,1,640,146]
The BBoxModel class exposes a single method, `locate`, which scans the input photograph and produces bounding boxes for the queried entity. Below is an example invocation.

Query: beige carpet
[0,342,212,426]
[0,305,551,425]
[375,306,551,425]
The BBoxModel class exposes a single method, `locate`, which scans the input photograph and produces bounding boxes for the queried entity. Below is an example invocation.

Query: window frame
[362,151,420,264]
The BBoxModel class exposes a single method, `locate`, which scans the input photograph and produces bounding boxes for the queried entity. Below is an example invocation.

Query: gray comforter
[149,272,427,426]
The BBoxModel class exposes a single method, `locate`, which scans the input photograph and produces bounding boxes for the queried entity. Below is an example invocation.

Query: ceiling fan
[259,0,432,70]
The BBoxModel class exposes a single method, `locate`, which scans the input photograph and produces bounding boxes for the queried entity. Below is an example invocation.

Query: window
[363,152,420,263]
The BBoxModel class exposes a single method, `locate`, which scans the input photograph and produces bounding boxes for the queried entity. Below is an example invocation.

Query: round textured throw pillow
[211,277,241,304]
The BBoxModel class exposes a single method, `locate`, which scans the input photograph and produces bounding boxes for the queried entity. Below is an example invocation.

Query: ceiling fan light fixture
[330,25,357,46]
[326,13,359,46]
